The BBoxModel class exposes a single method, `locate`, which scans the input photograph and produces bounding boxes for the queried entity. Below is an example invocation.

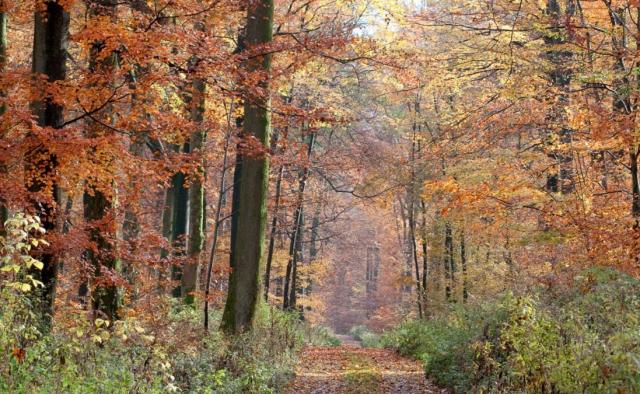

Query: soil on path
[285,338,445,394]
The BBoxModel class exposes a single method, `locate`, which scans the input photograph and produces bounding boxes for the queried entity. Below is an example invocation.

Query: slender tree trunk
[221,0,274,333]
[306,198,321,298]
[460,231,468,303]
[409,205,422,318]
[398,197,413,296]
[288,208,303,310]
[204,104,233,331]
[204,106,233,331]
[263,163,284,301]
[0,1,7,232]
[160,183,176,261]
[82,0,121,321]
[309,201,321,260]
[121,68,147,300]
[443,223,452,301]
[635,5,640,228]
[283,132,315,311]
[28,1,70,327]
[408,100,423,317]
[182,77,206,305]
[420,199,428,310]
[607,4,639,257]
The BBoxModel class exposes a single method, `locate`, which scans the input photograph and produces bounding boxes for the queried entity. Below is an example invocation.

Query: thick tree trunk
[170,164,189,297]
[221,0,274,333]
[544,0,575,195]
[28,1,70,327]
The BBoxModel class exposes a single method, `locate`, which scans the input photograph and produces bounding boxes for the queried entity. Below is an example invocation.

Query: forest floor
[285,336,445,394]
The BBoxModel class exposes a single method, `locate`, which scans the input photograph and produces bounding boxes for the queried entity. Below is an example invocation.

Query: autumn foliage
[1,0,640,392]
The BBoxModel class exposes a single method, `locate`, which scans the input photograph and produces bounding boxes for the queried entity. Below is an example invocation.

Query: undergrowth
[367,267,640,393]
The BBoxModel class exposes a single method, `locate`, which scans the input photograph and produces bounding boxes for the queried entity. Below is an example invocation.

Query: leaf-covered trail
[285,338,445,394]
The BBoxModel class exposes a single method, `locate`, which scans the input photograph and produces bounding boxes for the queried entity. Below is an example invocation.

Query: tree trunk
[409,203,422,318]
[182,77,206,305]
[221,0,274,333]
[309,202,321,260]
[283,132,315,311]
[408,102,423,317]
[204,104,233,330]
[607,4,639,257]
[306,199,321,297]
[121,68,147,299]
[263,163,284,301]
[170,162,189,297]
[160,182,176,261]
[420,199,428,311]
[398,196,413,296]
[0,1,7,232]
[460,231,468,303]
[82,0,121,321]
[288,207,303,310]
[28,1,70,327]
[443,223,453,301]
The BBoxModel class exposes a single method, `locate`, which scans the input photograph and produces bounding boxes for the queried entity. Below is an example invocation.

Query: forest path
[285,343,444,394]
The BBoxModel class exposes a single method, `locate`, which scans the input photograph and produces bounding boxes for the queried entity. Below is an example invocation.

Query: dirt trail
[285,341,445,394]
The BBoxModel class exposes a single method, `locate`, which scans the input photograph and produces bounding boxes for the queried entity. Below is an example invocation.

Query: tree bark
[544,0,575,194]
[204,104,233,330]
[283,132,315,311]
[28,0,70,327]
[170,162,189,297]
[221,0,274,333]
[408,99,423,317]
[82,0,121,321]
[460,231,468,303]
[420,199,428,311]
[263,163,284,301]
[0,1,7,232]
[182,77,206,305]
[443,222,453,301]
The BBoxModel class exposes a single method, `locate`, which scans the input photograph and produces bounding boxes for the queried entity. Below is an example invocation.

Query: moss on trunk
[221,0,274,333]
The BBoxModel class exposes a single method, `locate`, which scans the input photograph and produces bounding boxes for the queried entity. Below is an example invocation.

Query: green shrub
[380,301,509,392]
[382,268,640,393]
[348,325,381,348]
[307,325,341,347]
[348,325,368,341]
[0,299,304,393]
[360,331,381,348]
